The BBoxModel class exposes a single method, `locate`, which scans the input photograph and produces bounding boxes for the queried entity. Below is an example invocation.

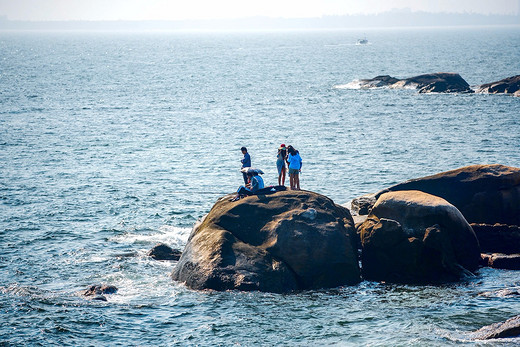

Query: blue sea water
[1,27,520,345]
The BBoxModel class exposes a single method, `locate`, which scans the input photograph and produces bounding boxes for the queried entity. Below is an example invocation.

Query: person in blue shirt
[240,147,251,185]
[286,145,302,190]
[233,171,264,200]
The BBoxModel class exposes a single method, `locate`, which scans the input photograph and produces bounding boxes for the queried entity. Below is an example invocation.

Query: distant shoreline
[1,11,519,32]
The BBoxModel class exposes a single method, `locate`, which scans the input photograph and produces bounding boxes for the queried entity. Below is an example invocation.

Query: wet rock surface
[474,315,520,340]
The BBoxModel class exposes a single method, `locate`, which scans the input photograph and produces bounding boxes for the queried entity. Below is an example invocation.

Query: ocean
[1,26,519,345]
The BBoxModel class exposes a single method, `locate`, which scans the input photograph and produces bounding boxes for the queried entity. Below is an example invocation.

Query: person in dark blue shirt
[240,147,251,185]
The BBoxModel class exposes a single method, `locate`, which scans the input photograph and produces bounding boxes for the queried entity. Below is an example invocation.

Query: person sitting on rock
[232,171,264,201]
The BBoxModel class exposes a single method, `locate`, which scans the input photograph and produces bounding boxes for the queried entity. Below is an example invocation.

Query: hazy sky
[0,0,518,21]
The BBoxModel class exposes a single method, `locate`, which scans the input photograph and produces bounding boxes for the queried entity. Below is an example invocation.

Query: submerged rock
[474,315,520,340]
[472,223,520,254]
[353,164,520,226]
[356,72,473,93]
[82,284,118,301]
[476,75,520,95]
[172,190,361,293]
[358,190,480,283]
[147,243,182,261]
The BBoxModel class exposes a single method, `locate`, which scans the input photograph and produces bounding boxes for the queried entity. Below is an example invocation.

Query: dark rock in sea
[481,253,520,270]
[358,190,480,283]
[474,315,520,340]
[172,190,361,293]
[82,284,118,300]
[397,73,474,93]
[353,164,520,226]
[476,75,520,95]
[357,75,401,88]
[472,223,520,254]
[147,243,182,261]
[356,72,473,93]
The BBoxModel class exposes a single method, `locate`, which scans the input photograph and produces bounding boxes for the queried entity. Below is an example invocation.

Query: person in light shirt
[286,145,302,190]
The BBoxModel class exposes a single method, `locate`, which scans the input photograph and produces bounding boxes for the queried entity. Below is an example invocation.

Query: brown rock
[481,253,520,270]
[147,243,182,261]
[356,164,520,226]
[359,190,480,283]
[172,190,361,293]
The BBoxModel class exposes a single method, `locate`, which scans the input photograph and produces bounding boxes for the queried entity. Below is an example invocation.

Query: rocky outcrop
[356,73,473,93]
[82,284,118,301]
[353,165,520,226]
[147,243,182,261]
[473,315,520,340]
[476,75,520,95]
[471,223,520,254]
[358,190,480,283]
[172,190,361,293]
[481,253,520,270]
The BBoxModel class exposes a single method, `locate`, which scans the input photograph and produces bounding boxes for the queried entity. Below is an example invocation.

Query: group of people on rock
[234,145,302,199]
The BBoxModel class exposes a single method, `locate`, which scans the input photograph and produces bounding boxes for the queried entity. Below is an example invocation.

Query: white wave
[333,80,364,90]
[110,225,192,250]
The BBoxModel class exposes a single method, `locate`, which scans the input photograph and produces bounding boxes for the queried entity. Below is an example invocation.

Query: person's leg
[278,171,281,186]
[242,172,248,185]
[295,173,300,190]
[281,167,286,186]
[289,173,294,190]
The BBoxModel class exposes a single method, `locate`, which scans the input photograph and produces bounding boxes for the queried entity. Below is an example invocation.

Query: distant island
[0,9,519,31]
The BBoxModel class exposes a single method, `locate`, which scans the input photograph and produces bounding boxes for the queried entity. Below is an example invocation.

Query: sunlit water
[1,27,520,345]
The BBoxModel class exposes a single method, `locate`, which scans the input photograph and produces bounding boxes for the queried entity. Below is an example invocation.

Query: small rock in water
[147,243,182,261]
[479,288,520,298]
[82,284,118,298]
[474,315,520,340]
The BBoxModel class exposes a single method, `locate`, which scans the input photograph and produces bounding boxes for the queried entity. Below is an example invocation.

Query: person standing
[276,144,287,186]
[240,147,251,185]
[286,145,302,190]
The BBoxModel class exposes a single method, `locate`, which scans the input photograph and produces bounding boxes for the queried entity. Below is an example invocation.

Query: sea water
[1,27,520,345]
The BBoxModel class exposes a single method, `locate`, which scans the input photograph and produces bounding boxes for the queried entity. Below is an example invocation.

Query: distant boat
[356,37,368,45]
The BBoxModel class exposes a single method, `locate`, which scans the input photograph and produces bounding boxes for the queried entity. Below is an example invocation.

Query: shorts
[289,168,299,175]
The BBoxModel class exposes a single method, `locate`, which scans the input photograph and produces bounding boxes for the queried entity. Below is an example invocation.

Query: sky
[0,0,518,21]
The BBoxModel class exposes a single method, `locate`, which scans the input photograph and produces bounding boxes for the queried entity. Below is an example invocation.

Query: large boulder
[172,190,361,293]
[358,190,480,283]
[355,72,473,93]
[353,164,520,226]
[476,75,520,95]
